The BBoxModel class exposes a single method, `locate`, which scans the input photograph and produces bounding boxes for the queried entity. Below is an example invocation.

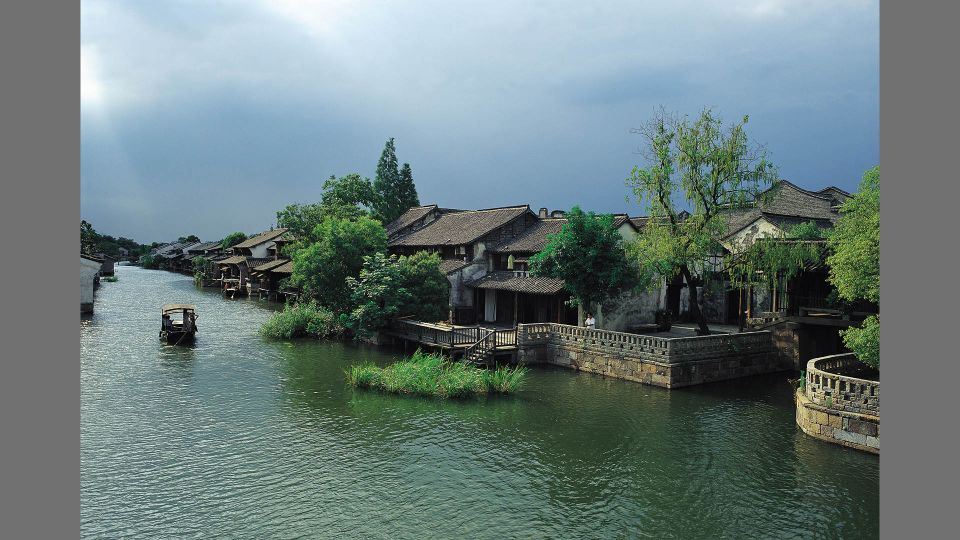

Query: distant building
[81,254,102,313]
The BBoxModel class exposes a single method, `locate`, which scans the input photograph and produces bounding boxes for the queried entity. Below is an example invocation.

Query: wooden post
[513,292,519,327]
[772,274,777,313]
[738,286,744,333]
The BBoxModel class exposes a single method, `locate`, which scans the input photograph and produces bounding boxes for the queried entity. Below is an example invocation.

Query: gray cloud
[81,0,878,243]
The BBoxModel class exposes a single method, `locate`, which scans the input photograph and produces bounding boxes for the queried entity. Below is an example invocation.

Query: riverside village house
[384,180,867,338]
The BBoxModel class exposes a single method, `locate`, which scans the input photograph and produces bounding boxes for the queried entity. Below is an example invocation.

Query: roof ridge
[816,185,852,196]
[773,180,834,202]
[451,204,530,213]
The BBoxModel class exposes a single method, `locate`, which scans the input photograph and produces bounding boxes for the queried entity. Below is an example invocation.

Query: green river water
[81,266,879,539]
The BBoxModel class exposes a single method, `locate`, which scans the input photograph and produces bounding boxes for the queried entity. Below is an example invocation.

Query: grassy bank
[259,302,345,340]
[347,350,527,398]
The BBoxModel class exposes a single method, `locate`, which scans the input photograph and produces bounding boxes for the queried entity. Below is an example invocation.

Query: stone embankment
[795,353,879,454]
[516,323,785,388]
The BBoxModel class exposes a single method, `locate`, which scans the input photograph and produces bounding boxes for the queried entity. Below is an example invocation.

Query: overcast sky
[81,0,879,244]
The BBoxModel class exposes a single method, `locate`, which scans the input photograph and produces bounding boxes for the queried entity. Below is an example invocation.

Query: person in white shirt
[584,313,596,329]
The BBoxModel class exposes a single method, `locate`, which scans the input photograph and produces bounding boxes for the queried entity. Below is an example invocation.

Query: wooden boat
[160,303,198,345]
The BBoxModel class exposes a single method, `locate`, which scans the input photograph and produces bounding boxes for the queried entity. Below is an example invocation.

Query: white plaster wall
[600,288,663,330]
[248,242,273,258]
[81,258,100,306]
[723,217,783,252]
[617,223,637,243]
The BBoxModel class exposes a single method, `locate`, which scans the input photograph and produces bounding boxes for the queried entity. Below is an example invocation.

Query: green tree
[221,232,248,249]
[346,251,450,338]
[140,254,161,269]
[396,250,448,322]
[346,253,406,338]
[397,162,420,211]
[276,203,327,242]
[276,174,378,248]
[827,166,880,369]
[321,173,376,217]
[529,206,632,317]
[178,235,200,244]
[192,256,211,280]
[290,215,388,311]
[725,221,828,328]
[372,137,403,223]
[81,220,98,255]
[626,109,778,334]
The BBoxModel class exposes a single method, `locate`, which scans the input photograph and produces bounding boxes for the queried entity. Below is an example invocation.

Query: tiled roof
[390,206,531,247]
[612,214,635,229]
[760,181,837,222]
[217,255,247,265]
[154,242,188,255]
[630,217,650,230]
[438,259,472,274]
[232,228,288,249]
[271,261,294,274]
[465,271,566,295]
[244,257,274,269]
[721,181,840,238]
[252,259,289,272]
[187,241,222,253]
[385,205,438,237]
[492,218,566,253]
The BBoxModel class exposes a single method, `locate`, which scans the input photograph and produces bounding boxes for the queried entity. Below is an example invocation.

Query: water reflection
[82,266,879,539]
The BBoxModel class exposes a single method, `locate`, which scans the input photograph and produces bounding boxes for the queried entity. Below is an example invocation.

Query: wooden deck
[384,319,518,364]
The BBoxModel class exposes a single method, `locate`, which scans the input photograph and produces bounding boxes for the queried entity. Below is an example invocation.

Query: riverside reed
[258,302,345,339]
[347,350,527,398]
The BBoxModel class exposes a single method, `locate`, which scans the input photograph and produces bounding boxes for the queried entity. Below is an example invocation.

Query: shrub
[841,315,879,370]
[346,350,527,399]
[259,302,345,340]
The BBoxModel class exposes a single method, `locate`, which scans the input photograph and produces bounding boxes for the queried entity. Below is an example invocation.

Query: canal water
[81,266,879,539]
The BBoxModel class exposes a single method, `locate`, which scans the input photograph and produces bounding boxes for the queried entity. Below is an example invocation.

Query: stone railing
[805,353,879,416]
[517,323,772,365]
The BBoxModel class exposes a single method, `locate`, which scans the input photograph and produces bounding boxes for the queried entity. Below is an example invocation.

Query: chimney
[538,207,548,218]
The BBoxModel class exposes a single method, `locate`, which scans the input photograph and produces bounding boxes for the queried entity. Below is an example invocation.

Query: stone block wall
[795,353,880,454]
[516,323,786,388]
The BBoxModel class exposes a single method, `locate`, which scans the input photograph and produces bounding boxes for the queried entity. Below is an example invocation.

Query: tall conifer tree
[372,138,401,223]
[397,162,420,210]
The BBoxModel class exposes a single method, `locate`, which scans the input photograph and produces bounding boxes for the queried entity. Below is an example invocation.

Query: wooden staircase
[462,329,497,366]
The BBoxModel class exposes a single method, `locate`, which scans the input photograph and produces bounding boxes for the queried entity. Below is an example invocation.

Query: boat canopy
[162,304,196,314]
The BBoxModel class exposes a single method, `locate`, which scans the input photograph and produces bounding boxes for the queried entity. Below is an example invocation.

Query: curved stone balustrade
[805,353,879,415]
[796,352,879,454]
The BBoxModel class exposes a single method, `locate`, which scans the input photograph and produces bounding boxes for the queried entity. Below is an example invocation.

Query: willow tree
[626,109,778,335]
[725,221,827,330]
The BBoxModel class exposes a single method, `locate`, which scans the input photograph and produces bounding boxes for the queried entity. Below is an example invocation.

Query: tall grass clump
[346,350,527,399]
[259,301,344,340]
